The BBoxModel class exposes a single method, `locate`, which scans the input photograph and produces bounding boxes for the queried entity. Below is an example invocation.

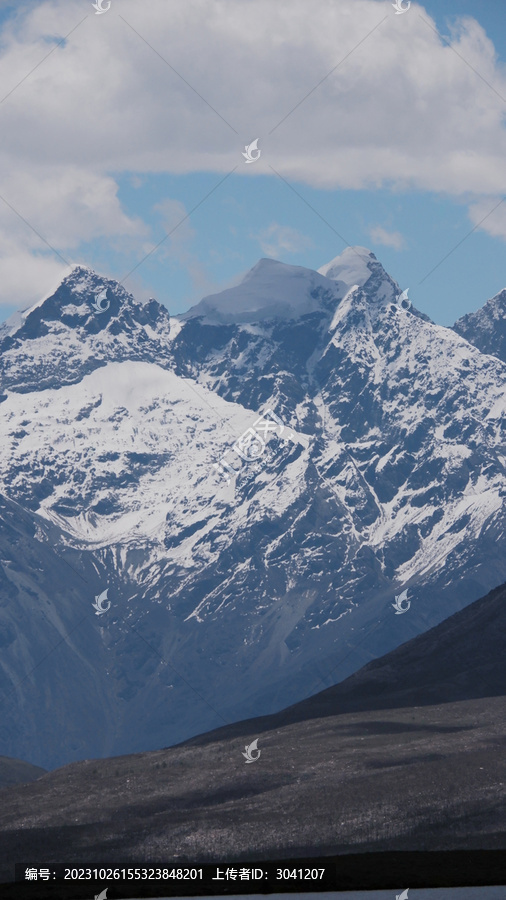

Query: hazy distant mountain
[0,756,45,790]
[262,577,506,724]
[0,248,505,769]
[453,288,506,363]
[0,581,503,879]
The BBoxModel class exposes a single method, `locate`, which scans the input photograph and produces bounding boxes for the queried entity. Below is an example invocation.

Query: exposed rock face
[0,249,505,769]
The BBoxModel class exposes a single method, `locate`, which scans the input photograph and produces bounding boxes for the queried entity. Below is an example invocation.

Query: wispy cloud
[253,222,314,257]
[467,196,506,240]
[151,197,217,299]
[368,225,405,250]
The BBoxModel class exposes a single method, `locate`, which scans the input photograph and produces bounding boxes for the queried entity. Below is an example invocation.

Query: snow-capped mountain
[0,266,173,394]
[453,288,506,363]
[0,249,505,769]
[182,257,336,323]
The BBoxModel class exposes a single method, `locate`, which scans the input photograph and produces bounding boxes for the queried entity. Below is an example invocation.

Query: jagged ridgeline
[0,247,505,769]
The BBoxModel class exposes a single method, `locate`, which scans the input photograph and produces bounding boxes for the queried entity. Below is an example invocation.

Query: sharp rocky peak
[0,266,172,394]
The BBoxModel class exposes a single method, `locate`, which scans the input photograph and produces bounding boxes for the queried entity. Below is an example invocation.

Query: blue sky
[0,0,505,326]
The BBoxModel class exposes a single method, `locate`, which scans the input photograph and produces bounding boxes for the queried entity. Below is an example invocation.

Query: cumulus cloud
[0,240,69,313]
[0,0,505,306]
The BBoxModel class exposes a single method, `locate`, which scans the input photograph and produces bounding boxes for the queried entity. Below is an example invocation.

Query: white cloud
[0,164,146,248]
[0,241,68,313]
[0,0,505,305]
[253,223,314,257]
[368,225,405,250]
[467,196,506,240]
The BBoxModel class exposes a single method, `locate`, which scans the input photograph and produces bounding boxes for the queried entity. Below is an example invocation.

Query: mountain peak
[0,265,173,394]
[59,264,121,298]
[182,257,342,324]
[1,244,506,777]
[318,246,380,286]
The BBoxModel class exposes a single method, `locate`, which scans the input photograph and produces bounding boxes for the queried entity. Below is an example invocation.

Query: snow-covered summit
[1,246,506,770]
[183,249,391,325]
[318,246,379,285]
[182,257,343,324]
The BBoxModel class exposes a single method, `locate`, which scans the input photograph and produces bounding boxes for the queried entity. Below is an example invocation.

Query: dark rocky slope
[0,581,504,881]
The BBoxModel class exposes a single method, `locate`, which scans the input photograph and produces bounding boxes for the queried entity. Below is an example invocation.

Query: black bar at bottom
[2,850,505,899]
